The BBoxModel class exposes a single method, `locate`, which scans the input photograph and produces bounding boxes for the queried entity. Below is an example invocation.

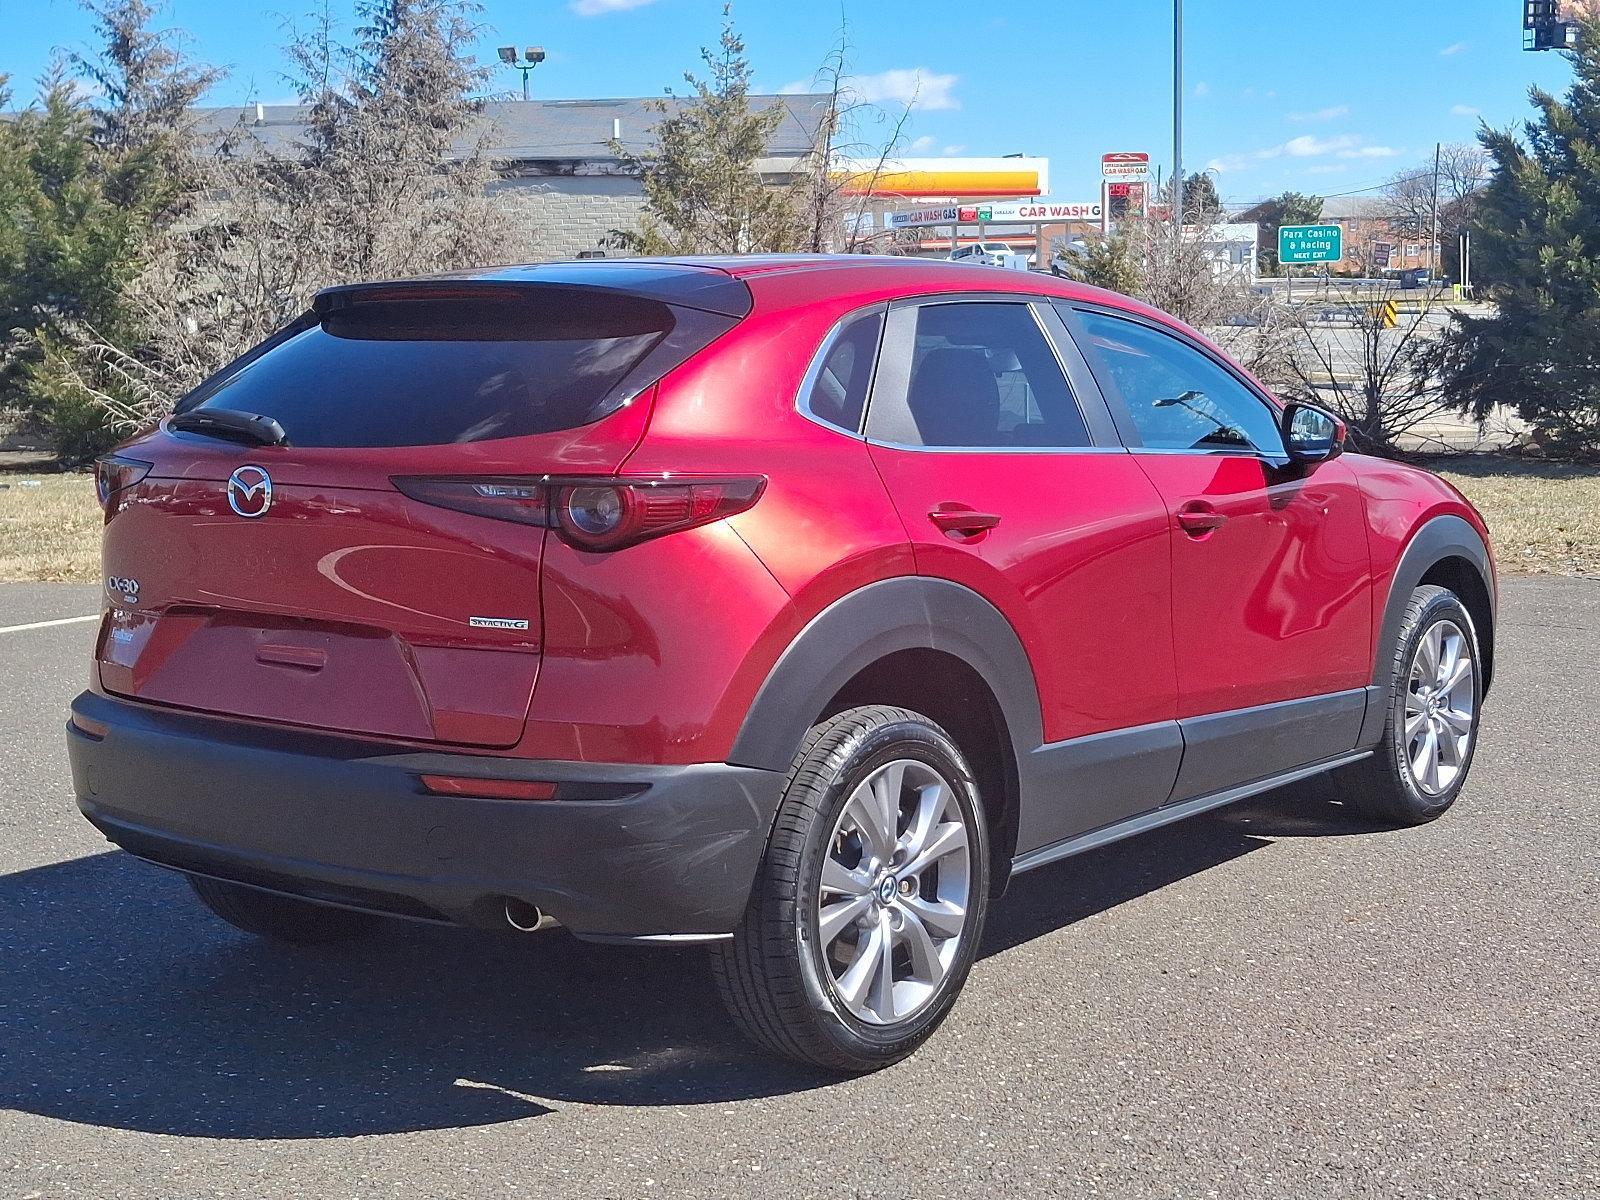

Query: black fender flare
[727,577,1043,774]
[1362,514,1496,744]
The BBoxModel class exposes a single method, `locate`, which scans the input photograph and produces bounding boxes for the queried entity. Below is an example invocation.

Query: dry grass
[0,471,102,583]
[1436,458,1600,578]
[0,457,1595,585]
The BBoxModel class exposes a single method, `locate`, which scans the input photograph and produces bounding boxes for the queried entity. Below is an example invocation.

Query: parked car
[69,256,1496,1072]
[947,241,1015,267]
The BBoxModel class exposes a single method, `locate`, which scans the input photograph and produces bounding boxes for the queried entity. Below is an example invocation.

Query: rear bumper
[66,691,784,941]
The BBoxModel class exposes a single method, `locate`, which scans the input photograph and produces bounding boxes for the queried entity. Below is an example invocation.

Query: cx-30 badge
[226,465,273,518]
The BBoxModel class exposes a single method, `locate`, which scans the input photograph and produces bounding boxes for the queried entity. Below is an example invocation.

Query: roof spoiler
[312,263,754,319]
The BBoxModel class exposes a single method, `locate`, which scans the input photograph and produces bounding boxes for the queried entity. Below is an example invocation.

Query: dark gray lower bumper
[66,691,784,940]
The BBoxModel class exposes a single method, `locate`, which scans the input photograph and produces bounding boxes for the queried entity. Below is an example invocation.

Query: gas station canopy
[834,156,1050,199]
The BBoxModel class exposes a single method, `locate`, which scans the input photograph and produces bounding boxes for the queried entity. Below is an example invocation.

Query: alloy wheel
[1404,618,1476,797]
[815,759,973,1026]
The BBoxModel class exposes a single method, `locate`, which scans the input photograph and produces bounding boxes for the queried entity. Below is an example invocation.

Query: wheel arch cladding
[727,578,1042,889]
[1378,515,1496,700]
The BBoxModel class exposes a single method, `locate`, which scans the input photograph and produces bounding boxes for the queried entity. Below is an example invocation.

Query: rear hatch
[95,271,747,748]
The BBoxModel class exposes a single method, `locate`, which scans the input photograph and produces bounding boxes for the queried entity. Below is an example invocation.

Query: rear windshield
[181,290,676,448]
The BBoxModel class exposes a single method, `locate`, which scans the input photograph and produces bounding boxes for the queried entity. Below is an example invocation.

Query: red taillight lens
[391,476,549,525]
[393,475,765,552]
[94,455,152,514]
[419,774,558,801]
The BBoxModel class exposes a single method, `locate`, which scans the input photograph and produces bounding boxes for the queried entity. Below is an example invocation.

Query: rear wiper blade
[168,408,290,447]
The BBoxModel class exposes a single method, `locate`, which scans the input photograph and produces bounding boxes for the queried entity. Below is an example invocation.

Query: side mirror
[1282,401,1346,464]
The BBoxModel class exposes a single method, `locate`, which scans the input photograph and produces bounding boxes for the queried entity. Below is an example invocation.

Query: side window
[869,302,1090,449]
[802,309,883,434]
[1075,311,1284,455]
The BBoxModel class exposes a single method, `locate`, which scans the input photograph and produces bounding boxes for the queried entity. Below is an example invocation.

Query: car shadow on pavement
[0,778,1381,1140]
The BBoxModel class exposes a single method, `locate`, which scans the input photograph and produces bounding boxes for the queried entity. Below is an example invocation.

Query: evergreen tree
[1435,19,1600,455]
[607,8,800,255]
[286,0,501,283]
[1241,191,1323,274]
[0,70,144,455]
[1167,171,1222,222]
[71,0,221,209]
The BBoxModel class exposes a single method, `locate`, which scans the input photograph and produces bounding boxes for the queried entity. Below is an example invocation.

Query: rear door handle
[1176,501,1228,537]
[929,505,1002,537]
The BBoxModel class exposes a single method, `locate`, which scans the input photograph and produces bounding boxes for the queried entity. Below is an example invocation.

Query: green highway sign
[1278,223,1343,265]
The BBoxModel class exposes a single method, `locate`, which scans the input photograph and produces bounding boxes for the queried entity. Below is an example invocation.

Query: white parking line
[0,614,100,636]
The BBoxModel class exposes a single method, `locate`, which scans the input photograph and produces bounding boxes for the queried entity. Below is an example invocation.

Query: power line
[1224,168,1439,208]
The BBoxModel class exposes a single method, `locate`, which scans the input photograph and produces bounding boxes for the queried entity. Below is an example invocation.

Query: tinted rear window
[183,290,676,448]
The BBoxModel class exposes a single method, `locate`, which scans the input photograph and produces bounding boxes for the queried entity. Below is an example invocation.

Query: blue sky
[0,0,1581,204]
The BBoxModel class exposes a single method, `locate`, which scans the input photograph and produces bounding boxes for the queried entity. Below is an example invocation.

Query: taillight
[389,476,548,526]
[393,475,765,552]
[94,455,152,515]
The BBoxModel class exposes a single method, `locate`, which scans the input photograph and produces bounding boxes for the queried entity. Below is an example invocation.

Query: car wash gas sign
[1101,152,1150,183]
[887,199,1103,229]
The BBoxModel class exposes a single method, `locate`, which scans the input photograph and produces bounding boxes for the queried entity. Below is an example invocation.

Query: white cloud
[1338,144,1402,159]
[1440,41,1468,56]
[780,68,958,109]
[1285,134,1360,157]
[1207,133,1360,172]
[1288,105,1350,123]
[1452,104,1482,117]
[907,135,937,152]
[570,0,657,14]
[1306,163,1350,175]
[942,144,966,155]
[847,67,960,110]
[1194,81,1210,98]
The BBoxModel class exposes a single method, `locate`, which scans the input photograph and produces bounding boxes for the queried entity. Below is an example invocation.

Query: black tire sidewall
[1383,590,1484,820]
[787,714,989,1065]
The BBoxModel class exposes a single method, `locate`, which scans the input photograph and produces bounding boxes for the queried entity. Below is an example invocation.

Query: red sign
[1102,152,1151,182]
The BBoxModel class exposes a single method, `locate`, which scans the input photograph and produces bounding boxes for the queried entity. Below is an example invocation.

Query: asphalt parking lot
[1,578,1595,1199]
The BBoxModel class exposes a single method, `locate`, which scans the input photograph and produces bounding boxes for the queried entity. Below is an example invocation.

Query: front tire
[188,876,382,945]
[1338,584,1484,825]
[711,706,990,1072]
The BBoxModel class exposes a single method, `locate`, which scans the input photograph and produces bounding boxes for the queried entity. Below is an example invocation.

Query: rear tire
[188,876,381,945]
[1337,584,1484,825]
[711,706,990,1072]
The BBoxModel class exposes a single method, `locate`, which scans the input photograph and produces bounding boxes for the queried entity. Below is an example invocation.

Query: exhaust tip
[504,898,553,933]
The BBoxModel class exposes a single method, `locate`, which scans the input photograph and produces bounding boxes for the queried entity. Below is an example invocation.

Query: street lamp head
[526,46,546,64]
[497,46,517,64]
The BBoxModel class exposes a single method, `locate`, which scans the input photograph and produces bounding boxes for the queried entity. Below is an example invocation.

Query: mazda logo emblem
[227,465,273,518]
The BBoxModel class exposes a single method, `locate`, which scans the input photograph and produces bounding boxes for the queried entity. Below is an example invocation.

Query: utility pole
[1429,141,1441,279]
[1173,0,1184,248]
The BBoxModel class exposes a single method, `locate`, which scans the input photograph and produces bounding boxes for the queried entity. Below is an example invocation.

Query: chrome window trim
[793,303,888,440]
[1131,445,1293,465]
[863,439,1132,456]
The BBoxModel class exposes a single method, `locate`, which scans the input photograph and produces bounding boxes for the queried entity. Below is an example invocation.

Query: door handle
[928,504,1002,537]
[1176,501,1228,538]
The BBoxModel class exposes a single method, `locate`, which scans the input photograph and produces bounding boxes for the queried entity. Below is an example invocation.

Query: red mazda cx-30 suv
[68,256,1496,1071]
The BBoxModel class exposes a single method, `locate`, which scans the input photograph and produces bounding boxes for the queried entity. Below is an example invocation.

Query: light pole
[1172,0,1184,245]
[498,46,546,102]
